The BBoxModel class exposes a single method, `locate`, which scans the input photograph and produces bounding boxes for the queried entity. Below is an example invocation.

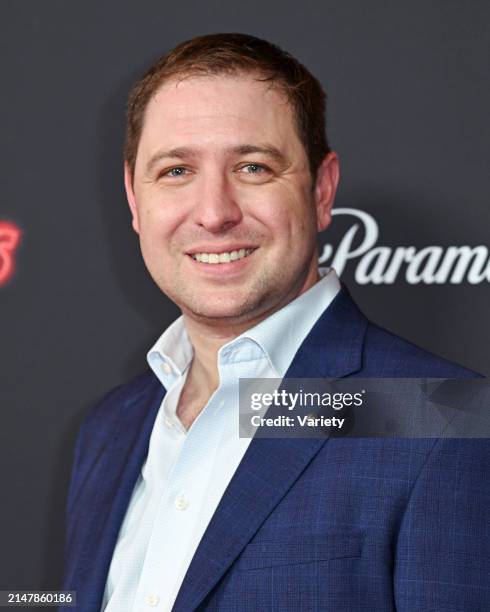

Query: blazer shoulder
[362,322,483,378]
[69,370,161,480]
[83,369,159,430]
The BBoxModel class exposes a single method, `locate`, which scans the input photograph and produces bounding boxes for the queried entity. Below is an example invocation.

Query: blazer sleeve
[393,438,490,611]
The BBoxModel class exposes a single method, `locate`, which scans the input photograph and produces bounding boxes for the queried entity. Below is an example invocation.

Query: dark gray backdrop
[1,0,488,597]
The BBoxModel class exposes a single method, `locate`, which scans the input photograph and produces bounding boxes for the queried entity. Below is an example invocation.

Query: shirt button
[174,494,189,511]
[163,416,174,429]
[161,362,172,375]
[144,593,159,607]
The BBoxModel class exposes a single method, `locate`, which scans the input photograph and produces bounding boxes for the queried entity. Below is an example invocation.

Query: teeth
[191,248,255,264]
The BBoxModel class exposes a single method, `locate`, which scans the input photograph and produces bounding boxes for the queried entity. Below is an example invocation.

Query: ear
[313,152,340,232]
[124,161,140,234]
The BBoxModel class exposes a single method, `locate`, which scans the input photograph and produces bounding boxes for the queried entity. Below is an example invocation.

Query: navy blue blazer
[62,287,489,611]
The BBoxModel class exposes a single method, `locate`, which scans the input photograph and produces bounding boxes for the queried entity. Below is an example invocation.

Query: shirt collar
[147,316,193,388]
[147,267,340,386]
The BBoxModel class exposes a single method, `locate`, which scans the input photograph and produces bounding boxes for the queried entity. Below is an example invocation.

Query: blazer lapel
[173,285,368,612]
[286,283,368,379]
[70,375,165,611]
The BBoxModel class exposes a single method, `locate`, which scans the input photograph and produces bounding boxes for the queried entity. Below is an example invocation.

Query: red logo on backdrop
[0,221,22,287]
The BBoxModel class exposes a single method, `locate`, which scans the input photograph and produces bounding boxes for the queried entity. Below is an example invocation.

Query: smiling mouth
[189,248,257,264]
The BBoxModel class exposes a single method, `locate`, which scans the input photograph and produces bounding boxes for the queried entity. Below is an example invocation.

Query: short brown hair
[125,33,330,181]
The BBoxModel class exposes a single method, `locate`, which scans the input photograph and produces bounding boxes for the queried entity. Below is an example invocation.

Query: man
[62,33,488,611]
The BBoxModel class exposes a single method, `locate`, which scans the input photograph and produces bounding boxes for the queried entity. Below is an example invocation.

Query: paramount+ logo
[320,208,490,285]
[0,221,22,288]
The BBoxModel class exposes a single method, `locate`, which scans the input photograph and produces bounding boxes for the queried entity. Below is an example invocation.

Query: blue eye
[236,163,272,183]
[166,167,187,177]
[242,164,265,173]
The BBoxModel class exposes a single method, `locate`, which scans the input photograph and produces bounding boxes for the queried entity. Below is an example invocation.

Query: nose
[191,171,243,233]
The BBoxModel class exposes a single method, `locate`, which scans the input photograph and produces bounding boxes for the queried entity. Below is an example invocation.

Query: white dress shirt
[101,268,340,611]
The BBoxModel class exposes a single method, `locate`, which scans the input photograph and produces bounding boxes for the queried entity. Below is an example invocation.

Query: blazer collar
[285,283,368,379]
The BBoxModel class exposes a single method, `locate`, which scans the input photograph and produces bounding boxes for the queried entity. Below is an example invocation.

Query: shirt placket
[132,395,226,611]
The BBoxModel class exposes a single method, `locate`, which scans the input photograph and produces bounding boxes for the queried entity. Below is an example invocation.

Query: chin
[185,303,255,322]
[179,293,270,324]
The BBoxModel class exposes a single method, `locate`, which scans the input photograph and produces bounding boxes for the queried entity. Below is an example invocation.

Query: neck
[181,315,256,393]
[175,316,251,428]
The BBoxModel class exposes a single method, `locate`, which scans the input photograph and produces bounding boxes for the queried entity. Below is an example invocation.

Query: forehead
[138,73,302,157]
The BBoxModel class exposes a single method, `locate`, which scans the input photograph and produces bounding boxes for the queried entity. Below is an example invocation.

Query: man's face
[125,73,338,327]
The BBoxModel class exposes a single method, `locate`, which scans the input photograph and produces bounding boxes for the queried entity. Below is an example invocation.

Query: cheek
[242,185,292,225]
[257,195,316,246]
[137,196,185,242]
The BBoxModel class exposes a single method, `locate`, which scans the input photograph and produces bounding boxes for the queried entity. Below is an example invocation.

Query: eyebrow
[145,147,196,173]
[231,144,287,165]
[145,144,288,174]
